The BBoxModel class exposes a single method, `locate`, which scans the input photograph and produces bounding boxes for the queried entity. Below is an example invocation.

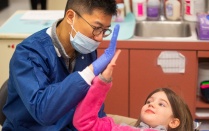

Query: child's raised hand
[101,49,121,81]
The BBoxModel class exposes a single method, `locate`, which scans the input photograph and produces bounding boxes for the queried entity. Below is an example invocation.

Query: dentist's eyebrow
[94,21,111,28]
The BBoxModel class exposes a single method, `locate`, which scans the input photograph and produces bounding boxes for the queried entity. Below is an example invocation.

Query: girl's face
[140,91,174,129]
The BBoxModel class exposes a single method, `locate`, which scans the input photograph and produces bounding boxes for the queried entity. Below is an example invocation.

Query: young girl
[135,88,194,131]
[73,50,194,131]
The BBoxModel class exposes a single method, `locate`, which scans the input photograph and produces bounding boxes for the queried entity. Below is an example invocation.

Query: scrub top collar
[50,19,69,59]
[47,19,76,72]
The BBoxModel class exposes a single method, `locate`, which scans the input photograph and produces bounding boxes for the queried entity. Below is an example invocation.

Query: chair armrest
[107,114,137,126]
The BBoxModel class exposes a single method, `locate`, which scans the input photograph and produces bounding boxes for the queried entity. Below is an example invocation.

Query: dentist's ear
[66,9,76,25]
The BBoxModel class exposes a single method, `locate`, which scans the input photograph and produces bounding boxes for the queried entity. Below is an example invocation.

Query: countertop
[0,10,208,51]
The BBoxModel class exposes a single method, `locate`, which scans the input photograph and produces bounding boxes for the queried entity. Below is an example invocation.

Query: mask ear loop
[70,12,78,36]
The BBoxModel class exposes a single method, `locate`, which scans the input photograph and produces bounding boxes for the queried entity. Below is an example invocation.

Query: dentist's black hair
[64,0,117,16]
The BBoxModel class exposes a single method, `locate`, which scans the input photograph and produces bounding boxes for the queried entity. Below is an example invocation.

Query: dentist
[2,0,119,130]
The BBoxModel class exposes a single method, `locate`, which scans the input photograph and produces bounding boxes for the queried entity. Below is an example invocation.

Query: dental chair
[0,79,8,126]
[107,114,137,126]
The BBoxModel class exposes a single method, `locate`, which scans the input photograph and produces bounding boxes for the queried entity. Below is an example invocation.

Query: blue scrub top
[2,28,106,131]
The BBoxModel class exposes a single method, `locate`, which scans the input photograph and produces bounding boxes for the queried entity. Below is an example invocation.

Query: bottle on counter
[132,0,147,21]
[165,0,181,21]
[184,0,205,21]
[112,3,125,22]
[147,0,160,20]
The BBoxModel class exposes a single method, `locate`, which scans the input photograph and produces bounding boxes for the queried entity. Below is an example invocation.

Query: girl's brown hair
[135,88,194,131]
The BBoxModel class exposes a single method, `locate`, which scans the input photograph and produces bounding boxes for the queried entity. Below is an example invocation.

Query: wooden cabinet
[196,51,209,120]
[97,45,200,120]
[196,96,209,120]
[129,50,197,119]
[97,49,129,117]
[98,40,209,121]
[0,40,20,87]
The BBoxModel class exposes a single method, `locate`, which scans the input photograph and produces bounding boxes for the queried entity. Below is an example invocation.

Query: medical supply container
[147,0,160,20]
[132,0,147,21]
[165,0,181,20]
[184,0,205,21]
[198,62,209,97]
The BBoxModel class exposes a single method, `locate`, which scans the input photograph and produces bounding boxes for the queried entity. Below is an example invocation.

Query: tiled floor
[1,0,209,130]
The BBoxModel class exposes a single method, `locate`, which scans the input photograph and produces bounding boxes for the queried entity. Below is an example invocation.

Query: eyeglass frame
[74,10,112,38]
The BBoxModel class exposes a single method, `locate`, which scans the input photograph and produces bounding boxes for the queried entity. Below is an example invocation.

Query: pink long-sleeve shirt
[73,76,158,131]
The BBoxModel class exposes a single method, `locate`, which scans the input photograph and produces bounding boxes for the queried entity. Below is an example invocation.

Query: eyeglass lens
[74,10,112,37]
[93,27,112,37]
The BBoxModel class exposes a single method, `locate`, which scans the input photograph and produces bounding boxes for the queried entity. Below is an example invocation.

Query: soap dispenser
[184,0,205,22]
[165,0,181,21]
[147,0,160,20]
[132,0,147,21]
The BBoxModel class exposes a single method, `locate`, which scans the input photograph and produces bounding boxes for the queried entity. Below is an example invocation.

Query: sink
[134,21,193,38]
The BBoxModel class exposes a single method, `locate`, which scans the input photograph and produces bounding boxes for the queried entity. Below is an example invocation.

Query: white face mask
[70,13,100,54]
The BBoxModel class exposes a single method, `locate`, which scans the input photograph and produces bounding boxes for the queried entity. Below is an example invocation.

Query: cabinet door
[0,40,20,87]
[130,50,197,119]
[97,49,129,117]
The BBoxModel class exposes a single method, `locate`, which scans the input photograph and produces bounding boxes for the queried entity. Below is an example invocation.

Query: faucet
[159,0,166,21]
[206,0,209,13]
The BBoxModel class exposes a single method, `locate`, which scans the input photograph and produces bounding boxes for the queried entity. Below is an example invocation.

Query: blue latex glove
[92,24,120,76]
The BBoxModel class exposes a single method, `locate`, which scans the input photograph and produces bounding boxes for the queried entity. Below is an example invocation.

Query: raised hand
[92,24,120,76]
[101,49,121,81]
